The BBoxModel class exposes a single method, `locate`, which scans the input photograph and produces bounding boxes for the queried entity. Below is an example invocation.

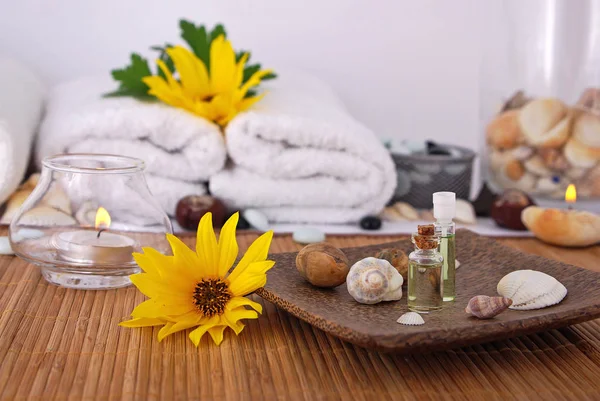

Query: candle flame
[95,207,111,229]
[565,184,577,203]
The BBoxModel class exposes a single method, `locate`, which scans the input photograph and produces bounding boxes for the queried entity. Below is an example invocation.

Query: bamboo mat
[1,228,600,401]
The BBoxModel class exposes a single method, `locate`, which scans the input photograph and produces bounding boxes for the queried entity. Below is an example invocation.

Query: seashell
[379,206,405,222]
[465,295,512,319]
[455,199,477,225]
[497,270,567,310]
[396,312,425,326]
[346,257,403,304]
[510,146,534,161]
[521,206,600,247]
[374,248,408,280]
[538,148,570,172]
[524,155,552,177]
[0,174,40,225]
[18,206,77,227]
[419,209,435,221]
[44,183,72,215]
[519,98,571,148]
[296,243,349,288]
[393,202,420,220]
[486,109,523,150]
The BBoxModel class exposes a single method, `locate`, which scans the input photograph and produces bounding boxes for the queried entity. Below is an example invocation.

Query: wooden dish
[256,229,600,353]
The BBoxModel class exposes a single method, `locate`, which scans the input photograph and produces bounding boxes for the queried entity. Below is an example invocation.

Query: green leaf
[242,64,261,83]
[151,43,175,79]
[209,24,227,42]
[180,20,209,66]
[236,50,250,63]
[107,53,152,97]
[262,72,277,80]
[245,89,258,98]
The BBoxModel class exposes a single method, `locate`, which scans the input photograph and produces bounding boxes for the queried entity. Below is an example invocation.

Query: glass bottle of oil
[407,225,443,313]
[433,192,456,302]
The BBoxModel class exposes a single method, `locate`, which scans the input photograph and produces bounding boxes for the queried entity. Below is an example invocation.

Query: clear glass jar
[407,233,443,313]
[481,0,600,200]
[9,154,172,289]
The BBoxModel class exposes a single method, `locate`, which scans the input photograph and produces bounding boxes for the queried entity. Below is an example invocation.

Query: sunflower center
[193,278,231,317]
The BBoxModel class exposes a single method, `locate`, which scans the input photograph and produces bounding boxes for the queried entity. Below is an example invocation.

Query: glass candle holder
[9,154,173,290]
[481,0,600,201]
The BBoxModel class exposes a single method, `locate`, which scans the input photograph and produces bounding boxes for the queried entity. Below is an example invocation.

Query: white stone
[243,209,270,232]
[0,237,15,255]
[292,227,326,244]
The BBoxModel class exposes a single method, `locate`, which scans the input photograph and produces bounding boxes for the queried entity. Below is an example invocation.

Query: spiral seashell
[396,312,425,326]
[465,295,512,319]
[497,270,567,310]
[346,257,403,304]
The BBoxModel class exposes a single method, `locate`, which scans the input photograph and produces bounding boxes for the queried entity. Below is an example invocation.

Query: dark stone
[428,146,452,156]
[472,183,497,217]
[360,215,382,230]
[175,195,226,230]
[490,189,535,231]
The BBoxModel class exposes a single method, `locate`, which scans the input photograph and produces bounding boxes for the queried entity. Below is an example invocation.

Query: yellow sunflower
[120,212,274,346]
[143,36,273,127]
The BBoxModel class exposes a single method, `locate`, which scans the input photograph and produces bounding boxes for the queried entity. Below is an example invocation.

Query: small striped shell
[465,295,512,319]
[396,312,425,326]
[346,257,403,304]
[497,270,567,310]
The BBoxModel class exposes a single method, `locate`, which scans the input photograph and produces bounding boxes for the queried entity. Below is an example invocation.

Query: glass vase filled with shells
[481,0,600,200]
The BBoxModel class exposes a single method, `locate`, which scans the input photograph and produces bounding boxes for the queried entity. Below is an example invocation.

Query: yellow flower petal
[226,306,259,323]
[131,298,195,319]
[196,213,219,276]
[228,267,270,297]
[157,313,203,342]
[130,273,191,302]
[167,46,210,98]
[227,230,274,283]
[208,325,227,345]
[234,52,249,88]
[237,69,274,100]
[237,94,265,114]
[189,316,219,346]
[166,234,205,282]
[209,35,237,94]
[226,296,263,314]
[119,317,166,328]
[217,212,239,276]
[222,312,245,335]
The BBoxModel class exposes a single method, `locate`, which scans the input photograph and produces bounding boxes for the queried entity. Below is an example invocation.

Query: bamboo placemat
[1,228,600,401]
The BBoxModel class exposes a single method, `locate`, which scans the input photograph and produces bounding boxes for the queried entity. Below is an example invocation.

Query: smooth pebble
[0,237,14,255]
[243,209,270,232]
[10,228,44,242]
[292,227,326,244]
[360,216,382,230]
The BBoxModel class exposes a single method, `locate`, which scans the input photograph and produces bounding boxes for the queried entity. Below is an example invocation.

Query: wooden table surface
[1,227,600,401]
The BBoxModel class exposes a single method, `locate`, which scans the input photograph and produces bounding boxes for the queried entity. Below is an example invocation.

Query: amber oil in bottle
[408,224,444,313]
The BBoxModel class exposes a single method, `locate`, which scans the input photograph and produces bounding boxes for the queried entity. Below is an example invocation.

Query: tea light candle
[522,184,600,247]
[53,207,135,264]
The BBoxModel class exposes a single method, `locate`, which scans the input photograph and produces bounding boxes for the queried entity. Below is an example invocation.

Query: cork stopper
[413,224,439,250]
[417,224,435,235]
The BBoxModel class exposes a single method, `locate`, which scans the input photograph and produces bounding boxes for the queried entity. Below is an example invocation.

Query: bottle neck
[413,248,439,256]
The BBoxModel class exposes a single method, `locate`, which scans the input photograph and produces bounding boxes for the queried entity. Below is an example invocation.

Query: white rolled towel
[0,59,45,205]
[36,77,227,215]
[210,71,396,224]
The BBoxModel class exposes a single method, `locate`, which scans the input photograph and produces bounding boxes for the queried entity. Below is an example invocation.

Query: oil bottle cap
[433,192,456,220]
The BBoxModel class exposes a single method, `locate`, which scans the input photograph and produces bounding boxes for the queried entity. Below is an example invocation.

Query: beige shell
[465,295,512,319]
[518,98,571,148]
[486,109,522,150]
[393,202,419,220]
[18,206,77,227]
[521,206,600,247]
[396,312,425,326]
[455,199,476,225]
[497,270,567,310]
[346,257,403,304]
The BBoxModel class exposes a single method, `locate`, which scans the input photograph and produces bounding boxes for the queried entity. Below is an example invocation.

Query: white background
[0,0,489,149]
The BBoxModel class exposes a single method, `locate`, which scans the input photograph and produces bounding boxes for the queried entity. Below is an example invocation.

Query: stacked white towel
[36,77,227,215]
[0,59,45,205]
[210,71,396,224]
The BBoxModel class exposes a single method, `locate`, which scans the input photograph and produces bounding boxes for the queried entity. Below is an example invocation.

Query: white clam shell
[396,312,424,326]
[347,257,403,304]
[497,270,567,310]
